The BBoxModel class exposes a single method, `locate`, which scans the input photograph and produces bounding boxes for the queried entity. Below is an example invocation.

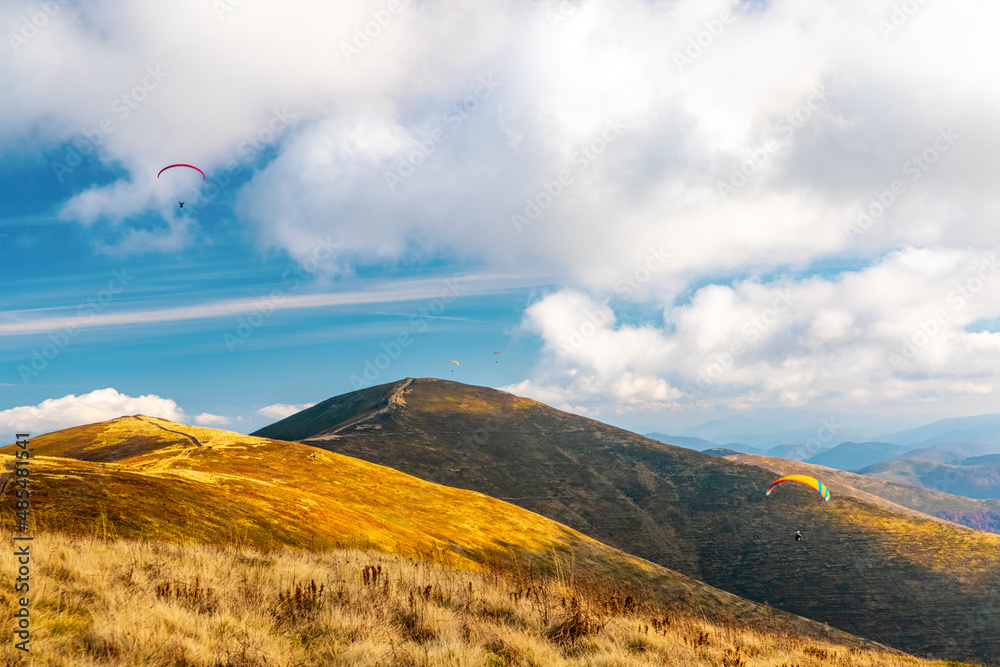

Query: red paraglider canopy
[158,164,206,179]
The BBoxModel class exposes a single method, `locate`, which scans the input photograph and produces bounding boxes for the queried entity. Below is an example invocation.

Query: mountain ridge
[875,414,1000,447]
[253,378,1000,663]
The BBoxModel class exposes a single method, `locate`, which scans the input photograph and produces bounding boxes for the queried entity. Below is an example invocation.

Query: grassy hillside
[254,378,1000,663]
[0,415,890,657]
[1,530,964,667]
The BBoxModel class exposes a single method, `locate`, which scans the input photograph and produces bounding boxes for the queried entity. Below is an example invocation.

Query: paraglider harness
[794,530,803,542]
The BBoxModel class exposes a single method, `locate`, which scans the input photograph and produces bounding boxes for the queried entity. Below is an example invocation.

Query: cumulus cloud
[0,388,185,438]
[509,248,1000,415]
[217,0,1000,287]
[255,402,316,420]
[193,413,230,426]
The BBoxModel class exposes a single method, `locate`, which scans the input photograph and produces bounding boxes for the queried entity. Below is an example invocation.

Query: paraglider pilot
[178,201,184,208]
[795,530,803,542]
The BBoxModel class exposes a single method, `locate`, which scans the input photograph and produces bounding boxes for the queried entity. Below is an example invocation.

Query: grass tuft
[544,596,603,645]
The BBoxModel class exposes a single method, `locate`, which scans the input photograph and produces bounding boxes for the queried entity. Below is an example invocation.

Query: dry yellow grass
[0,530,982,667]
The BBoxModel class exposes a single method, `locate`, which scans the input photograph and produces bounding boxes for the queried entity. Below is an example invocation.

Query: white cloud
[226,0,1000,288]
[0,388,184,438]
[255,402,316,420]
[193,413,230,426]
[510,248,1000,416]
[0,273,539,335]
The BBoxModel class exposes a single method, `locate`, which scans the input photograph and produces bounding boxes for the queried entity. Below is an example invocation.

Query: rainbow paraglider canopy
[765,474,830,502]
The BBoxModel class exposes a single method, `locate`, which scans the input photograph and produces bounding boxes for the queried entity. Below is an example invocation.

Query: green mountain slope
[254,378,1000,663]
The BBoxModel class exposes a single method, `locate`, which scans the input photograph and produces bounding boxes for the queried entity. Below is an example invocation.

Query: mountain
[803,441,910,471]
[929,441,1000,457]
[2,418,902,664]
[254,378,1000,663]
[722,451,1000,535]
[677,408,929,449]
[960,453,1000,466]
[895,446,964,464]
[856,457,1000,500]
[876,414,1000,448]
[716,442,767,455]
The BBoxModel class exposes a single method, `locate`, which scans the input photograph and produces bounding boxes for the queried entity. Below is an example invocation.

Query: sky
[2,0,1000,439]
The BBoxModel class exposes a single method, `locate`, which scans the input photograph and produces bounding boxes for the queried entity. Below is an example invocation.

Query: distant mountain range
[644,433,825,460]
[668,408,933,449]
[255,378,1000,662]
[803,442,910,470]
[646,420,1000,498]
[874,414,1000,447]
[650,410,999,452]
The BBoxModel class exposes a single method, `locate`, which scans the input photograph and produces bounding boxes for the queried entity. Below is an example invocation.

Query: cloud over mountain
[0,388,184,437]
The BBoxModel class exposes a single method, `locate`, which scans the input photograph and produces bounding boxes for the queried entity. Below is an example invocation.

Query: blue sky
[3,0,1000,438]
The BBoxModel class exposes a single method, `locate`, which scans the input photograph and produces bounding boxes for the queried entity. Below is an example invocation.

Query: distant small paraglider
[446,360,459,373]
[159,165,203,209]
[492,352,503,363]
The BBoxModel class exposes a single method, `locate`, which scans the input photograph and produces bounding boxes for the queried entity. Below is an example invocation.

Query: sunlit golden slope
[0,415,884,652]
